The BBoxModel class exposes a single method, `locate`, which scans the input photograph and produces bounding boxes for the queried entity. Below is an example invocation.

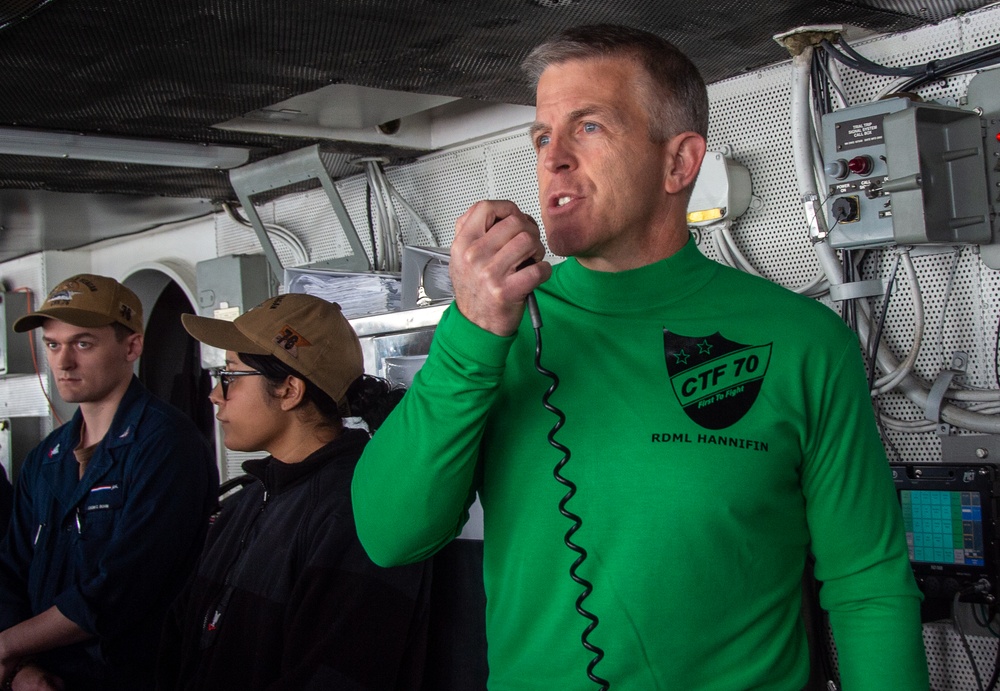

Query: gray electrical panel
[1,290,37,376]
[821,97,991,249]
[0,417,45,483]
[966,69,1000,269]
[194,254,278,368]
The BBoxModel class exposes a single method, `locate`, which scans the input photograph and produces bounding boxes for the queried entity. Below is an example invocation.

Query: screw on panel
[977,448,990,459]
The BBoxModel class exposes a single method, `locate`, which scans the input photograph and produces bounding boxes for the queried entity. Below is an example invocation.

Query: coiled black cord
[527,293,611,690]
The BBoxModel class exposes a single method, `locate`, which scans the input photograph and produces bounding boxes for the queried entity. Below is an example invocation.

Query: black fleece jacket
[158,428,431,690]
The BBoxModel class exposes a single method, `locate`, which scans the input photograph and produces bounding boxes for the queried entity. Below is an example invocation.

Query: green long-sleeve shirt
[353,238,928,690]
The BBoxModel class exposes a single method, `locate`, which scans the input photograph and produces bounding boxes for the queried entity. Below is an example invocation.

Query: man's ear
[662,131,707,195]
[124,333,144,363]
[277,375,307,411]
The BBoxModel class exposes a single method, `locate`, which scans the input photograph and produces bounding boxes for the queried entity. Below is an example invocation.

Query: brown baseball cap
[13,273,144,335]
[181,293,364,404]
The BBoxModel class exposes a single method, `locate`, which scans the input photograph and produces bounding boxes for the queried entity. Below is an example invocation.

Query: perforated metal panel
[924,622,1000,691]
[704,63,823,291]
[218,131,547,265]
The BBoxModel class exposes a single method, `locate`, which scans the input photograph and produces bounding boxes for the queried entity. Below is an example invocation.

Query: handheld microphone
[516,257,543,329]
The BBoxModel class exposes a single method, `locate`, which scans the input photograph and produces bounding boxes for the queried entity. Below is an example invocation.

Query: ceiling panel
[0,0,992,257]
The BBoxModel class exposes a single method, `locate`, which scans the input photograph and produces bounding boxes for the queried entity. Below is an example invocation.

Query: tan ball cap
[181,293,364,404]
[13,273,144,335]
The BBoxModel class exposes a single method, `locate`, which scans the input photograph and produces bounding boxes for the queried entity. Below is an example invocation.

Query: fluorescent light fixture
[216,83,534,151]
[0,126,251,169]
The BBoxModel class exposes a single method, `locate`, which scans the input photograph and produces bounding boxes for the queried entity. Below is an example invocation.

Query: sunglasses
[208,367,264,400]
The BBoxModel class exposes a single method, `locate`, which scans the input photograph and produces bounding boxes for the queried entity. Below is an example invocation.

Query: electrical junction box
[194,254,278,369]
[821,97,991,249]
[965,68,1000,269]
[0,290,37,376]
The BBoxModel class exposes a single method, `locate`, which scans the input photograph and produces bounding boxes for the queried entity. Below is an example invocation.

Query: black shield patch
[663,330,771,430]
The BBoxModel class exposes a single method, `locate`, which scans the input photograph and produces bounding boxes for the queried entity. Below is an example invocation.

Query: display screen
[901,489,985,567]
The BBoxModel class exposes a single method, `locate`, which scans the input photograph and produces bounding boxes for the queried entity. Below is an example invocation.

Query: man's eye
[76,342,93,350]
[536,134,550,148]
[45,342,58,350]
[583,122,599,134]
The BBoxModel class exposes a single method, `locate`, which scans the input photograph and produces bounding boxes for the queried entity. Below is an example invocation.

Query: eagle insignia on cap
[46,289,82,305]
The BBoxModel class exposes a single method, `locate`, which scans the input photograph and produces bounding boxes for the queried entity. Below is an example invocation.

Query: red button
[848,156,873,175]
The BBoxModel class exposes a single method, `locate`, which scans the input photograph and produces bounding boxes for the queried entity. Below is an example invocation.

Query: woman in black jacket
[158,293,430,691]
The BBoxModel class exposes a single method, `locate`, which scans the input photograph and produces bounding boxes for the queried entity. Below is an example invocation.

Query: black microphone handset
[518,259,610,690]
[516,258,543,330]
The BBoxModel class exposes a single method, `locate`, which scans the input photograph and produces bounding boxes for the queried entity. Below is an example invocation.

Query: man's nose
[542,133,576,173]
[51,347,75,370]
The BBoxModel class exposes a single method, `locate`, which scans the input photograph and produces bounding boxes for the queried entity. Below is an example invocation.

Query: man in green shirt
[353,24,928,690]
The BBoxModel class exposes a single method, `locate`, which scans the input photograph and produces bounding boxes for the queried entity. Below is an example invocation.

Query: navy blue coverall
[0,377,218,690]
